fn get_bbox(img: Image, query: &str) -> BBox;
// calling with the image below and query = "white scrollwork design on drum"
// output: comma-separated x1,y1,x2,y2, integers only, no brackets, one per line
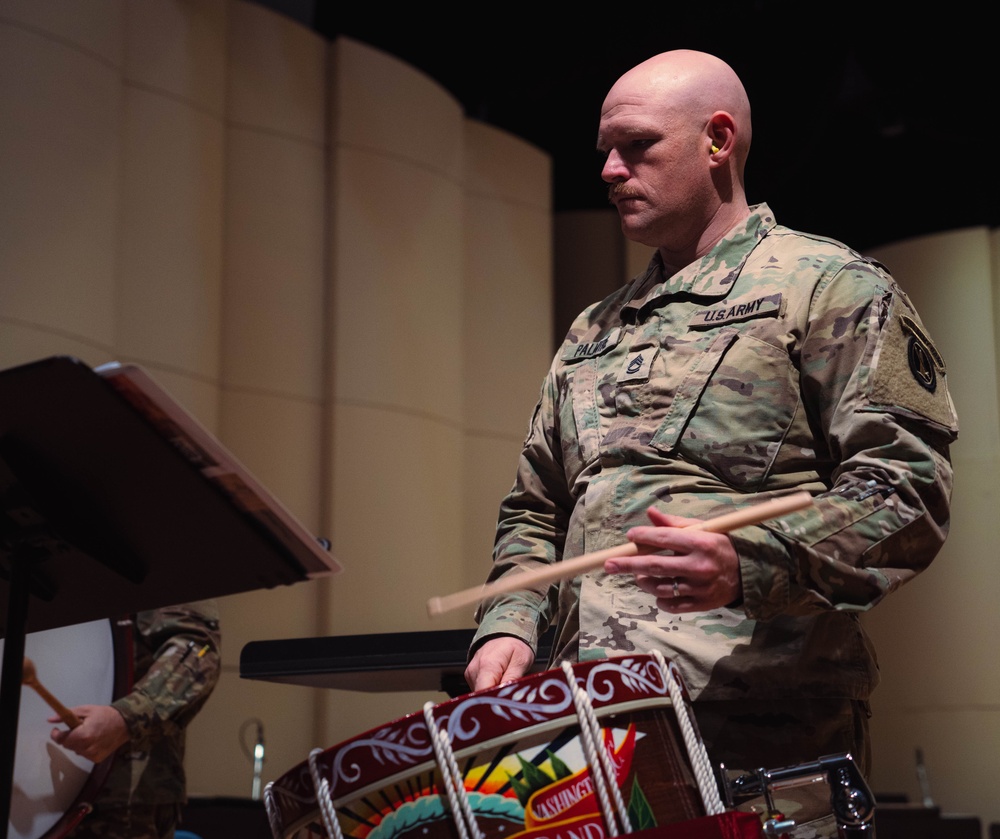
329,720,434,789
439,676,574,744
270,761,319,810
583,656,668,703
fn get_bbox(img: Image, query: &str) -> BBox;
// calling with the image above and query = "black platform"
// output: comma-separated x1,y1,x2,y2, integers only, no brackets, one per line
874,804,981,838
240,628,556,698
181,796,271,839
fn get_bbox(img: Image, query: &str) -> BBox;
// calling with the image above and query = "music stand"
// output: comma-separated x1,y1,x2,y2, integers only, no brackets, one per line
0,355,341,839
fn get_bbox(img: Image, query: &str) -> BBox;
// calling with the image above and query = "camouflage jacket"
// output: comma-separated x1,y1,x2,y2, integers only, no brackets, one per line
473,204,957,702
95,601,221,808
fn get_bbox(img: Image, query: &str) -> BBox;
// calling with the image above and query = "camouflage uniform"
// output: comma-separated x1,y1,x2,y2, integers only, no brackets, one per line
69,601,221,839
472,205,957,790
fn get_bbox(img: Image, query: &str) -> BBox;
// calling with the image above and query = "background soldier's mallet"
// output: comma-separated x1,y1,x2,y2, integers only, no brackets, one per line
21,657,82,729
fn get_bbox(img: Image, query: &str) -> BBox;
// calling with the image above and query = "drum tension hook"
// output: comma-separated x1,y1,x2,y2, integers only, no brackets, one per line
718,753,876,837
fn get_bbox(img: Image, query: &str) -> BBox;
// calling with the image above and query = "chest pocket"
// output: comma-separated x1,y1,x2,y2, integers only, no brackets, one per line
563,360,603,474
650,328,801,490
559,329,625,479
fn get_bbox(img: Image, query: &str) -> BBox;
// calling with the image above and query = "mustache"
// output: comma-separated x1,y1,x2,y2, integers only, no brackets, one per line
608,183,642,203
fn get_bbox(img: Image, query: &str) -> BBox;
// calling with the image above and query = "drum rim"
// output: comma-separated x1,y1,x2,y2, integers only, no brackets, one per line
276,654,674,785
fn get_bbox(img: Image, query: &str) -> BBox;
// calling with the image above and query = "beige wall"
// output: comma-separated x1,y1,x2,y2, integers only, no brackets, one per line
864,229,1000,827
199,0,331,793
553,212,652,349
0,0,552,802
461,120,554,592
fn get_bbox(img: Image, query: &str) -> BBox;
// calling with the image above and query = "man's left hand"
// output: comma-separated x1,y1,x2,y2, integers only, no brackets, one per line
604,506,743,611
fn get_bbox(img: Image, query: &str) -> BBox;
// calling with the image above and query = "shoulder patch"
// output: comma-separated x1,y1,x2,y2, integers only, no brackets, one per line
901,315,945,393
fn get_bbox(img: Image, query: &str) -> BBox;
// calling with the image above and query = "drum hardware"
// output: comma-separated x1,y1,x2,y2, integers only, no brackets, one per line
254,729,266,801
914,746,934,807
759,816,797,837
239,718,267,801
558,660,635,835
304,749,338,839
421,709,478,839
720,753,876,837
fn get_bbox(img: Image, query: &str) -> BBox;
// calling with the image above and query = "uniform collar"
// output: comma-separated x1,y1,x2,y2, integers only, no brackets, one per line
620,204,776,323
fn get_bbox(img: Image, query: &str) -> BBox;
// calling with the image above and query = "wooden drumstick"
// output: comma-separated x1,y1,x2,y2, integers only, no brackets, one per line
427,491,814,618
22,657,83,729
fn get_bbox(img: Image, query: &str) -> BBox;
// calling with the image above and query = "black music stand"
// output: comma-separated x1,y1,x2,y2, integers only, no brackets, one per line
0,355,341,839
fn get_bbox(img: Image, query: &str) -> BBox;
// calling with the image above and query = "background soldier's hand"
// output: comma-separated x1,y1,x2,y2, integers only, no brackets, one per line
50,705,130,763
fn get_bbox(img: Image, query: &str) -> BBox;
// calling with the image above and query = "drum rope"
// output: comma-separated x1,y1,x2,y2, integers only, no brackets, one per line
651,651,725,816
309,747,346,839
560,661,631,837
263,781,285,839
423,701,484,839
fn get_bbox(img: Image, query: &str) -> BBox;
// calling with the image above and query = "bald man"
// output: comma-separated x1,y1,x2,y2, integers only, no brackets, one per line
466,50,957,833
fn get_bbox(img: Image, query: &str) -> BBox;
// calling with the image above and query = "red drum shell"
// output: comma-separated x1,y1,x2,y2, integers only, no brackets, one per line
268,655,706,839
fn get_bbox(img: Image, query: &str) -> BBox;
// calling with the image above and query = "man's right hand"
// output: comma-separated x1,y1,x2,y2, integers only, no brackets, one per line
465,636,535,691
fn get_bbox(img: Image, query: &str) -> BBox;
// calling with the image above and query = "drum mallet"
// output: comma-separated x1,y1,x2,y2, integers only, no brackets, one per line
427,491,814,617
22,657,83,729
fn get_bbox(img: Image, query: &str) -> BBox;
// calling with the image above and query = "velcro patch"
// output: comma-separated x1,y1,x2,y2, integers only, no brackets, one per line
868,297,957,432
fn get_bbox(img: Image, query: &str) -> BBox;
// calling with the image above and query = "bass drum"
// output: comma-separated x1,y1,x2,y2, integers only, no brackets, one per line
2,618,132,839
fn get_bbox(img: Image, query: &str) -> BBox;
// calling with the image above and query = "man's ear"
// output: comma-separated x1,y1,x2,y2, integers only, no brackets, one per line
707,111,737,160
